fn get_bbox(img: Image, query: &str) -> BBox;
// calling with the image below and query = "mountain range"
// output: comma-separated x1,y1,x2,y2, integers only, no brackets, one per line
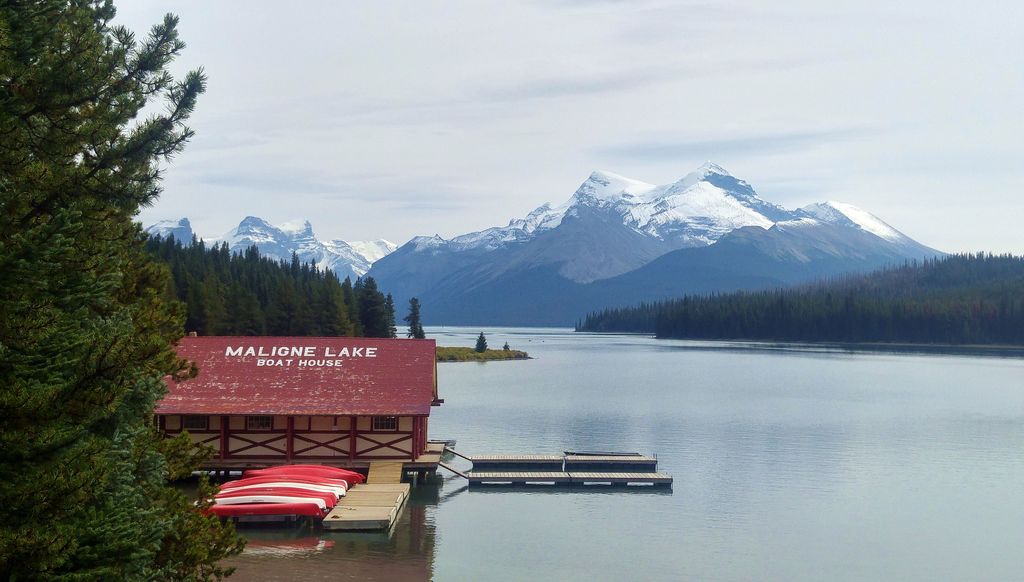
146,162,941,326
144,217,396,280
366,163,941,325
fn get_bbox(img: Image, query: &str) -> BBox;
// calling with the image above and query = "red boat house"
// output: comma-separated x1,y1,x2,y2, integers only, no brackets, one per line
156,336,442,471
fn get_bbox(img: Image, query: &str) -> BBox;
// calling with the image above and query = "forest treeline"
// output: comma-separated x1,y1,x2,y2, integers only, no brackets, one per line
577,254,1024,345
145,235,398,337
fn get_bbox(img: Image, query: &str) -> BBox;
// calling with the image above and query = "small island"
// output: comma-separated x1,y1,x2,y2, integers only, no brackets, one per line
436,346,530,362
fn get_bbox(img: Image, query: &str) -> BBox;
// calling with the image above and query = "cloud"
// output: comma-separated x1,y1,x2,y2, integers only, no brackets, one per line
596,128,873,160
476,68,672,102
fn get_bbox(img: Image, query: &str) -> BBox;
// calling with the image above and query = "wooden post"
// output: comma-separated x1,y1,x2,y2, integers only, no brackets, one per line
220,415,228,460
349,415,356,461
286,416,294,461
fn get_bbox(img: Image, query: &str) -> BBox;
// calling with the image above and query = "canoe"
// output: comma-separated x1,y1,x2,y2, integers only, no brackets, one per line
216,486,339,506
214,490,333,511
209,502,325,518
220,475,351,491
219,480,346,499
243,465,366,484
216,486,337,503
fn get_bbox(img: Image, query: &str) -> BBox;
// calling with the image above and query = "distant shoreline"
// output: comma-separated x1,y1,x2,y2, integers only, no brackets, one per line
575,332,1024,357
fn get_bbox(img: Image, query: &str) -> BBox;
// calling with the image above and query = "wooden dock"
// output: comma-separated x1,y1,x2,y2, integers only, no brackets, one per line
563,454,658,472
366,460,405,484
457,451,658,472
443,447,672,489
469,454,564,471
466,472,672,487
322,483,410,531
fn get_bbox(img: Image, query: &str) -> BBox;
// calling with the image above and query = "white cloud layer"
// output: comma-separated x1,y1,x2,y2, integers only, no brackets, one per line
123,0,1024,252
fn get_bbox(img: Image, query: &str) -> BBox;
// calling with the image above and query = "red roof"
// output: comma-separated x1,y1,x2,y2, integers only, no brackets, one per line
156,337,437,416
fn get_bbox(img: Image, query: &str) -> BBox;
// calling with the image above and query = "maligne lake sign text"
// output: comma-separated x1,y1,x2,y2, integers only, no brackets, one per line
225,344,379,367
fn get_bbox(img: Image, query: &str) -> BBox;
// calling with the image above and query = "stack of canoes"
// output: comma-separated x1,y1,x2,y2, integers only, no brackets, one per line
208,465,366,520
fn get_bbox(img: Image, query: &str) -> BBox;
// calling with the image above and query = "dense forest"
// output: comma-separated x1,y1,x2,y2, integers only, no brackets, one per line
145,235,398,337
578,254,1024,345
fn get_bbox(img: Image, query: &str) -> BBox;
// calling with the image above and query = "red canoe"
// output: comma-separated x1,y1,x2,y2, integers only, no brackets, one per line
209,502,326,519
215,487,337,509
243,465,365,484
218,478,347,498
219,475,351,492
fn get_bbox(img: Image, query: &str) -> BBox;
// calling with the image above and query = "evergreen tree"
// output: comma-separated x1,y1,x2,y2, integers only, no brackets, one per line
385,293,398,338
356,277,390,338
0,3,242,579
503,341,511,351
578,254,1024,345
475,332,489,352
405,298,426,339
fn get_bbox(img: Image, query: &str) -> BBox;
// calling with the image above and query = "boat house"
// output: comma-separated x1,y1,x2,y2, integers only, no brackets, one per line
156,336,441,471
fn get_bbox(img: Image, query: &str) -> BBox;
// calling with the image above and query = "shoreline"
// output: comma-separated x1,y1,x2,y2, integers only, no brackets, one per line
575,331,1024,357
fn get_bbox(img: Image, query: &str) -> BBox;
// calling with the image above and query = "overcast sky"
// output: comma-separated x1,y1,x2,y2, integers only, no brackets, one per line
123,1,1023,252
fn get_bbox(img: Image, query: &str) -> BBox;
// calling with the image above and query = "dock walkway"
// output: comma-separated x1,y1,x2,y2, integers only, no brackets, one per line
322,483,410,531
453,449,660,473
466,472,672,487
444,448,672,489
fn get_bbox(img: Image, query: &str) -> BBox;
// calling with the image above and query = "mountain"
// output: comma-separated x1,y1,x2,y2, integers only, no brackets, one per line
144,218,193,242
145,216,396,279
368,163,942,325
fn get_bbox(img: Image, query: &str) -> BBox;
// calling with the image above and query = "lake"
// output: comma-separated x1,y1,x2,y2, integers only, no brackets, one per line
223,327,1024,581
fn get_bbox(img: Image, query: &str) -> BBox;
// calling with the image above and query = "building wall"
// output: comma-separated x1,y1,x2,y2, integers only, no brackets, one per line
160,414,426,462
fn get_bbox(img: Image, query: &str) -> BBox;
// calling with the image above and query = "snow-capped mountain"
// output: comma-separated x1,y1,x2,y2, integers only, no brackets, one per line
145,216,395,279
368,162,942,325
145,218,193,242
407,162,791,257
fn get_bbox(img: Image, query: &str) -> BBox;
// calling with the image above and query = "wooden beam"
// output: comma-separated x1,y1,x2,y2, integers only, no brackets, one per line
286,416,294,461
219,415,228,460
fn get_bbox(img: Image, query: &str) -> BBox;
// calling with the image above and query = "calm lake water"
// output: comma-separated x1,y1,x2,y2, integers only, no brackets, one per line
223,327,1024,581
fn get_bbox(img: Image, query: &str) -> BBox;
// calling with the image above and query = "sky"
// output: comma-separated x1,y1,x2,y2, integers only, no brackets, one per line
123,1,1024,253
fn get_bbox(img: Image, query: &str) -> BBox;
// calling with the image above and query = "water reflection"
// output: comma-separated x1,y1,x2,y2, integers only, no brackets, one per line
221,327,1024,581
224,484,440,582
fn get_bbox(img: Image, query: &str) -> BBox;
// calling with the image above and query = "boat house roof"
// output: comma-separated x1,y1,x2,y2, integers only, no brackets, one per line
156,337,438,416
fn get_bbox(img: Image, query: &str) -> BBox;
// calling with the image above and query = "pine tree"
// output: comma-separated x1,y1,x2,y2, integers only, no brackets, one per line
385,293,398,338
503,341,511,351
356,277,390,337
475,332,489,352
405,298,426,339
0,4,242,578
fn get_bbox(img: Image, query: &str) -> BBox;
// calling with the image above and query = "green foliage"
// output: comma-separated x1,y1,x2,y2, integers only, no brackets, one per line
474,332,488,353
0,2,242,579
405,298,426,339
384,293,398,338
578,254,1024,345
145,236,359,337
436,347,529,362
503,342,511,351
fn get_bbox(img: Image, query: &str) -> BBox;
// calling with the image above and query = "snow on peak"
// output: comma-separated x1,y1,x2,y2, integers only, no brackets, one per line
697,161,732,177
411,234,448,251
348,239,398,263
577,170,657,202
278,219,314,236
801,201,905,242
145,217,193,241
673,161,735,190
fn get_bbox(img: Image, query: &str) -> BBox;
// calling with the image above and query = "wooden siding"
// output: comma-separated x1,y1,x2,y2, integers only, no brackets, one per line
160,414,427,461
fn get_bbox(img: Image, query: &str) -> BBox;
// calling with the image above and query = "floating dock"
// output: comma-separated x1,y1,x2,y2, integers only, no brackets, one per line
444,448,672,489
322,460,414,531
467,472,672,487
322,483,410,531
